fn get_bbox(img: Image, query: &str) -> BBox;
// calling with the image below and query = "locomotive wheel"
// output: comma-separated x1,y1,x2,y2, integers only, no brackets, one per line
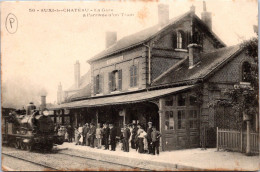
14,140,20,149
18,140,22,149
20,142,25,150
26,144,33,151
13,141,19,149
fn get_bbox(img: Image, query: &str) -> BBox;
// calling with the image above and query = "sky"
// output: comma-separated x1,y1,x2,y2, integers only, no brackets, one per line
1,0,258,108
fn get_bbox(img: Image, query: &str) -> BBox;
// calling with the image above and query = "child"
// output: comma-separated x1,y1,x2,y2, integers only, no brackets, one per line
151,126,161,155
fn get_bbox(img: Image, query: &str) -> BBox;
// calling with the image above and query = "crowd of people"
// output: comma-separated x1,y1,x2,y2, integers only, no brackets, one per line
55,121,161,155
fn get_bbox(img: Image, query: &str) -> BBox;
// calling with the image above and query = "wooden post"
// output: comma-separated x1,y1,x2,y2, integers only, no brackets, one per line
61,109,65,125
246,120,251,155
54,110,57,124
217,127,219,151
123,109,126,126
240,128,243,152
96,110,99,126
159,98,165,151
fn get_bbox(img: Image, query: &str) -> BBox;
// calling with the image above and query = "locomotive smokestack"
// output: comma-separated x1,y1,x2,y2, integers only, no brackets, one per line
40,95,46,111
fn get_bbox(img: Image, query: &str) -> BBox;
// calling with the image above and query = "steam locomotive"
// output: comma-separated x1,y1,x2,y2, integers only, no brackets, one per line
2,102,64,151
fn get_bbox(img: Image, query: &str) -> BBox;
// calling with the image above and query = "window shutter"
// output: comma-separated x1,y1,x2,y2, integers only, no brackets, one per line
172,32,177,49
96,75,100,94
118,69,122,90
181,31,186,49
99,74,103,93
134,66,138,86
108,72,112,92
130,66,134,87
93,76,96,95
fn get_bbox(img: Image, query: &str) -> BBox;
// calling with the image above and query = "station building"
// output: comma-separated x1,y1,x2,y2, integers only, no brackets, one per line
52,3,258,151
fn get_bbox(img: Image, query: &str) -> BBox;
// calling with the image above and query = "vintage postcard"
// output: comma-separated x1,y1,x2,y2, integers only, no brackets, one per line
1,0,259,171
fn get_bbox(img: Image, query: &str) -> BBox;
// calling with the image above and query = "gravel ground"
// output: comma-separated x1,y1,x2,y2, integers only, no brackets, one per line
2,146,137,171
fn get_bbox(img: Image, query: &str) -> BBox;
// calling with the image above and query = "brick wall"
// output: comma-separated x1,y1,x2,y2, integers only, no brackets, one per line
91,46,147,96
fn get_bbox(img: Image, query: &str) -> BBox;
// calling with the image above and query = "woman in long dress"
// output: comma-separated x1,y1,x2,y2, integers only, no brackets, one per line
137,125,147,153
74,127,80,145
78,124,83,145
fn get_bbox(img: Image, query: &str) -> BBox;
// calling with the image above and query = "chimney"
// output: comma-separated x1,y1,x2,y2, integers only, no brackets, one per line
201,1,212,30
158,4,169,28
190,4,196,14
40,95,46,111
188,44,202,69
74,60,80,89
57,82,62,105
106,31,117,48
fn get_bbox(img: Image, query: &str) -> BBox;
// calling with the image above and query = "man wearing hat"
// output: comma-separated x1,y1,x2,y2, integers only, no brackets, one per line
82,123,89,146
88,123,96,148
147,122,153,154
131,122,138,149
109,123,117,151
103,123,110,150
123,124,131,152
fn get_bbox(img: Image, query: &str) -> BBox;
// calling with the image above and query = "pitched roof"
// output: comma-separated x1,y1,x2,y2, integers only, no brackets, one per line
67,83,92,101
152,45,242,87
88,11,225,63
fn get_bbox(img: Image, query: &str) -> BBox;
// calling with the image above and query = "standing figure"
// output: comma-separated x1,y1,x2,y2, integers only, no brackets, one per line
78,124,83,145
74,126,80,145
88,123,96,148
67,125,73,142
96,123,102,149
120,128,125,151
103,123,110,150
131,124,138,149
137,124,147,153
82,123,89,146
123,124,131,152
151,126,161,155
109,123,117,151
147,122,153,154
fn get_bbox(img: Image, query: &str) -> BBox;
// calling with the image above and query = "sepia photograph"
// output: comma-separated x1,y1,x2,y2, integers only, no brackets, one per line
1,0,259,171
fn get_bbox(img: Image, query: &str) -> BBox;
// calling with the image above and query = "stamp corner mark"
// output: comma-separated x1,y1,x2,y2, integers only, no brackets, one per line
5,13,18,34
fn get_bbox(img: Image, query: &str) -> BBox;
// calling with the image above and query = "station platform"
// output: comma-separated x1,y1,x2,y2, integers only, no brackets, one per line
56,142,259,171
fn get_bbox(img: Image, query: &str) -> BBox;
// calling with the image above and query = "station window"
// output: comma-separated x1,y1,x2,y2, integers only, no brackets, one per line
130,65,138,87
177,94,186,106
109,70,122,92
165,111,174,130
189,110,198,129
94,74,102,94
165,96,173,106
189,95,197,106
178,110,186,129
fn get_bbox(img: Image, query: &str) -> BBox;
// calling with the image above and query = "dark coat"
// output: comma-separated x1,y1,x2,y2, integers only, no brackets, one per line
88,126,96,137
132,126,138,135
103,127,110,139
147,127,153,141
123,128,131,140
109,127,117,140
83,126,89,136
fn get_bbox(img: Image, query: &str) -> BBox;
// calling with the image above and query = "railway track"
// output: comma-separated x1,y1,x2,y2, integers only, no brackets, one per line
2,148,151,171
58,152,151,171
2,152,59,171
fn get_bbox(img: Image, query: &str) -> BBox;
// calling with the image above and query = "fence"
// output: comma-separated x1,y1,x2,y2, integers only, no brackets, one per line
217,127,259,154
